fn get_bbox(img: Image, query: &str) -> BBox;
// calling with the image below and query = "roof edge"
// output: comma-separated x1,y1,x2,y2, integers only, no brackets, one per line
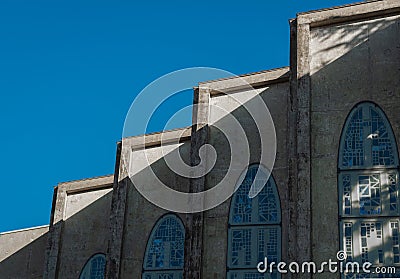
123,126,192,150
297,0,380,17
58,174,114,186
198,66,289,85
297,0,400,26
0,225,49,235
198,66,290,95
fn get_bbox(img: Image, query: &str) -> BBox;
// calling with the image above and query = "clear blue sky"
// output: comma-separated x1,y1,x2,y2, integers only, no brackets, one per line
0,0,353,232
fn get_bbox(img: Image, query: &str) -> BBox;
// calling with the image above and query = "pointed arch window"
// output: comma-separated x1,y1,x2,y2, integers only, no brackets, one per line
227,164,281,279
339,102,400,277
142,214,185,279
79,253,106,279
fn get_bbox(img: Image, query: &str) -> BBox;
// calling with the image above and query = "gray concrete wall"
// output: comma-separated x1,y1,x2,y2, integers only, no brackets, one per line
112,73,291,278
6,2,396,279
57,188,113,278
44,175,113,279
0,225,48,279
306,7,400,278
198,70,290,278
118,131,191,278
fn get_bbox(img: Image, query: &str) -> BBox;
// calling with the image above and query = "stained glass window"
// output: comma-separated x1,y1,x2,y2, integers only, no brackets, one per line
79,253,106,279
142,214,185,279
227,164,281,279
339,102,400,276
339,103,397,169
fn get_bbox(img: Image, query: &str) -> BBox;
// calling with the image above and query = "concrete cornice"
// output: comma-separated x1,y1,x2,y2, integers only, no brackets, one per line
58,174,114,194
0,225,49,235
123,126,192,151
297,0,400,27
197,67,290,95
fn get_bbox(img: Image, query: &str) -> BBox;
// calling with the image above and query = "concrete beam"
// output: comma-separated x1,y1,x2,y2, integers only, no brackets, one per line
297,0,400,27
123,127,192,151
198,67,290,96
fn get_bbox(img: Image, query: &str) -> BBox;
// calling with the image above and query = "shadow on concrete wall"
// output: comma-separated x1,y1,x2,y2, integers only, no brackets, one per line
309,15,400,271
0,231,48,279
46,189,112,279
2,15,399,279
113,74,289,278
0,188,113,279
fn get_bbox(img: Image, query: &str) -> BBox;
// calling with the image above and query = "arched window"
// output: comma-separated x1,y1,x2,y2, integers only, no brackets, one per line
142,214,185,279
339,102,400,277
79,253,106,279
227,164,281,279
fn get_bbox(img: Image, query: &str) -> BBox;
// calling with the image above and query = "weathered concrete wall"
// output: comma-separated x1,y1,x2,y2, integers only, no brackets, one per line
198,70,290,278
118,130,191,278
44,175,113,279
57,189,113,278
4,3,397,279
307,8,400,277
0,225,48,278
64,188,112,219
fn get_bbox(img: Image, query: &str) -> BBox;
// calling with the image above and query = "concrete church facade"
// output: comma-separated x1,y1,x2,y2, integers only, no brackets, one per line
1,1,400,278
